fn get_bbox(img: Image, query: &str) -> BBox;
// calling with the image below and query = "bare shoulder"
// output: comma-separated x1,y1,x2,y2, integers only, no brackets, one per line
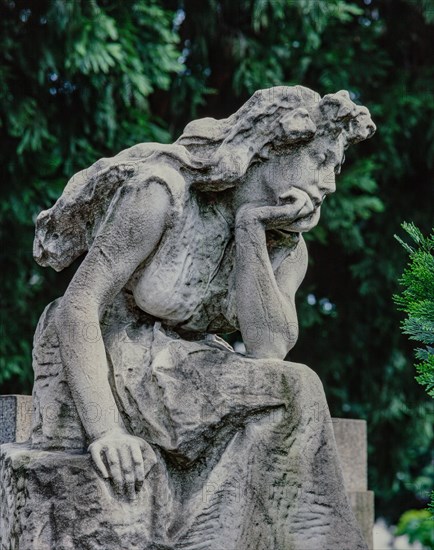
64,179,173,308
101,178,173,238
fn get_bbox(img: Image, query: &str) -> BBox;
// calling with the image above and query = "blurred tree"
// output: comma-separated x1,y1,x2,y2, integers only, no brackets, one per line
396,508,434,549
394,223,434,511
0,0,433,521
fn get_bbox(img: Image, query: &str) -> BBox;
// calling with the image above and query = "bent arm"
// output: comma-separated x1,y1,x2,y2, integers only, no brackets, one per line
55,180,171,441
235,216,308,360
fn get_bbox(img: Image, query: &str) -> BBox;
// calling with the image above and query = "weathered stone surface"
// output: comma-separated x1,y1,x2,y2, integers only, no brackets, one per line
0,396,32,445
0,396,374,546
1,85,376,549
0,444,166,550
332,419,374,549
2,423,370,550
1,415,375,549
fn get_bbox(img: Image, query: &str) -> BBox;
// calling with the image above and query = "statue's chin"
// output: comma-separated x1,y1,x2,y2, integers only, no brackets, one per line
287,208,321,232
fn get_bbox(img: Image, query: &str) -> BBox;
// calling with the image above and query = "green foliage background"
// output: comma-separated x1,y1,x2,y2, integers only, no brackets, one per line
1,0,433,521
394,223,434,517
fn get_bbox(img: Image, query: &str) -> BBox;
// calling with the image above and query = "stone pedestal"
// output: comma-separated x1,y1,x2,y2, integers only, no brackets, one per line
0,396,32,445
0,398,374,549
0,444,159,550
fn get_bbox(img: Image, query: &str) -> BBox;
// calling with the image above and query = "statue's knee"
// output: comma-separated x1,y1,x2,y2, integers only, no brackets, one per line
291,362,323,387
252,358,325,404
266,361,326,408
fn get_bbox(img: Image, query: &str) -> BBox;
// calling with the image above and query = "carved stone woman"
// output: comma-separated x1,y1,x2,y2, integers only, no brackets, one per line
31,86,375,549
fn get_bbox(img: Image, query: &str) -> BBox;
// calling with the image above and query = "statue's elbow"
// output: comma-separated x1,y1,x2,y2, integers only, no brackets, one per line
54,294,99,336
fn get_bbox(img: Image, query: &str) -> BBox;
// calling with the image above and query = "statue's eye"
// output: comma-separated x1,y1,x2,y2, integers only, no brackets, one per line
52,233,59,240
318,153,327,166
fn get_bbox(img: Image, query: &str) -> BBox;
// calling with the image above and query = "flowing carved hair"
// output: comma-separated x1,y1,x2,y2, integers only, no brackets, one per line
34,86,376,271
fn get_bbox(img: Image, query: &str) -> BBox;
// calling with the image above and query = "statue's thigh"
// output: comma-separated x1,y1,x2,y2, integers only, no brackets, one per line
146,346,327,459
173,348,326,416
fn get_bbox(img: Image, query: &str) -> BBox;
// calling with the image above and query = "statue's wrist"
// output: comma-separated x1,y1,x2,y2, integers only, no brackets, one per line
88,424,127,443
235,209,264,232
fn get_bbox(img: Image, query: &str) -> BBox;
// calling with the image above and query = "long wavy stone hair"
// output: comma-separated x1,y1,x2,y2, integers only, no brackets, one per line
33,86,376,271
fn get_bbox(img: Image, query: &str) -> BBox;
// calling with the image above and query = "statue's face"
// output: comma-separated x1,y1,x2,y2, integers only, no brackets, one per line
255,138,344,232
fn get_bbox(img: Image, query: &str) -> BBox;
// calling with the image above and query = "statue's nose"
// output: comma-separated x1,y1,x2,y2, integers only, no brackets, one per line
319,172,336,195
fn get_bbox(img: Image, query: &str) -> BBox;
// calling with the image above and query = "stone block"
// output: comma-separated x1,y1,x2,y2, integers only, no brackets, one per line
332,417,367,492
349,491,375,550
0,396,32,445
332,418,373,549
0,443,158,550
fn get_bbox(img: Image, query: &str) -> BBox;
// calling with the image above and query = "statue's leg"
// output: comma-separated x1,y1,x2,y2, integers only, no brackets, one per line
148,348,367,550
31,298,87,451
100,327,367,549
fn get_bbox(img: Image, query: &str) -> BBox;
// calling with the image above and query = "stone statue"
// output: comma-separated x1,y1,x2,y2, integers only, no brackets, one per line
2,86,376,549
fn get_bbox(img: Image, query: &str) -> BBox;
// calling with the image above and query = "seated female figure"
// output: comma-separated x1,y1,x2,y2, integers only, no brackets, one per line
31,86,375,550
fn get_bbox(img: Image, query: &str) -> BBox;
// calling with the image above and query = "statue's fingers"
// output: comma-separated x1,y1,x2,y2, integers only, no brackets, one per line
89,444,109,479
279,186,308,203
296,195,314,217
105,447,123,494
118,447,136,500
130,445,145,491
